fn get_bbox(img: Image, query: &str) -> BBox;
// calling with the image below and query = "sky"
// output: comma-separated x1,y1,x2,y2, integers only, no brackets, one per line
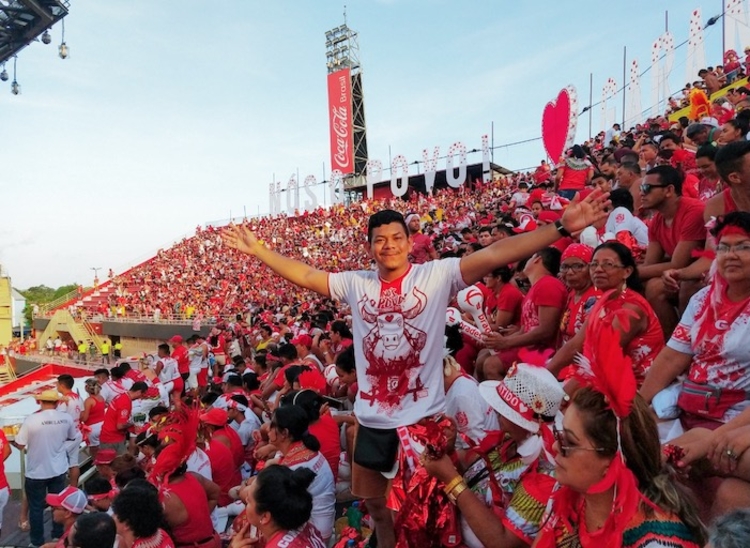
0,0,737,289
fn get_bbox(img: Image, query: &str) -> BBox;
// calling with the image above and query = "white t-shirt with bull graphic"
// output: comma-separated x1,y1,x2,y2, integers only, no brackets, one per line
329,258,467,428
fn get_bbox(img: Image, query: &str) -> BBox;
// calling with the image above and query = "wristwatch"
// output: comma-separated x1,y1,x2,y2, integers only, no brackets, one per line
554,219,571,237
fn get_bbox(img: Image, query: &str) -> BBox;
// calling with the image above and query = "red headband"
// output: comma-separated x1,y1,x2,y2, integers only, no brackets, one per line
717,225,750,240
561,243,593,263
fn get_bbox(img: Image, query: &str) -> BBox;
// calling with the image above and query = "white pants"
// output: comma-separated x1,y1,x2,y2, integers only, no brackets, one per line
87,422,103,447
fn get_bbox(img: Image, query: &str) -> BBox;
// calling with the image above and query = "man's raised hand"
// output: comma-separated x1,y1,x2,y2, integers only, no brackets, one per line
221,224,263,257
560,189,612,234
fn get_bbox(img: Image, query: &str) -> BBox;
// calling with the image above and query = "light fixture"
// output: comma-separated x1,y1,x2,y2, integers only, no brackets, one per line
0,64,7,82
10,57,19,95
41,30,51,44
59,19,68,59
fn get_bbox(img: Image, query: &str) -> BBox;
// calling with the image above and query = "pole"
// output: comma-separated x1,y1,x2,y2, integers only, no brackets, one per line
665,10,669,33
722,1,726,56
588,73,593,139
622,46,627,128
491,121,495,162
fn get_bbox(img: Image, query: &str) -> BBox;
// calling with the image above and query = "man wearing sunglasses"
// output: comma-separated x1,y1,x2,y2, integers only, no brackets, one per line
638,165,707,339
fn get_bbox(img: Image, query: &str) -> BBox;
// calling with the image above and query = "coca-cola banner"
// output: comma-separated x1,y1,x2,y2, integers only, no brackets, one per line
327,68,354,175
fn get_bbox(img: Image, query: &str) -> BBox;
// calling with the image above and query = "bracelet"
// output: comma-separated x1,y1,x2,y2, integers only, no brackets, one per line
443,476,463,495
554,219,571,237
447,481,469,504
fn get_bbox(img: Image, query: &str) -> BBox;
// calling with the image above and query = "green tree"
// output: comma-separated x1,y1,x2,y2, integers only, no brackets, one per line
19,283,81,326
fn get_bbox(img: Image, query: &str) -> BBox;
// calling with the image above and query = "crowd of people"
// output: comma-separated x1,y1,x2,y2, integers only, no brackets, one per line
9,48,750,548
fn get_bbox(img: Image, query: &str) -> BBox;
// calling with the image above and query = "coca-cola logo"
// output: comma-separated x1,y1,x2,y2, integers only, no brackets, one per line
331,105,351,168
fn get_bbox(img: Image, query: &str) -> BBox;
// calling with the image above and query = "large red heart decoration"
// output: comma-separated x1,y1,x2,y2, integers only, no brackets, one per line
542,86,578,163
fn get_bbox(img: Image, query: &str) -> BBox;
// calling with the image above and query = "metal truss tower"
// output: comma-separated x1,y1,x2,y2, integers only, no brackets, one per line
325,23,368,185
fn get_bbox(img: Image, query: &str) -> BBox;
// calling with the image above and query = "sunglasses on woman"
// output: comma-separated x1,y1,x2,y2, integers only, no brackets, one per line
554,427,607,458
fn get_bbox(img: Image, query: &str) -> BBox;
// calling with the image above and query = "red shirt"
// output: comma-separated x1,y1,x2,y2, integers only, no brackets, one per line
100,393,131,444
409,233,435,264
206,438,241,506
308,414,340,483
0,431,8,489
489,283,524,325
520,275,568,351
559,286,601,345
172,345,189,375
648,197,706,258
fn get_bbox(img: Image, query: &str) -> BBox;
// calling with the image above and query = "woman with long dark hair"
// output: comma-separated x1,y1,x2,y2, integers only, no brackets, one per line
229,465,326,548
266,405,335,542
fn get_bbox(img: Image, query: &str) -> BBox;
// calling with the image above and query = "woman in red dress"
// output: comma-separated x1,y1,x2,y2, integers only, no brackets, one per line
548,242,664,386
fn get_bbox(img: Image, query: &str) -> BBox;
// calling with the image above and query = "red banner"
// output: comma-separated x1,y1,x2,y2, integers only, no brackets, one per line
327,68,354,175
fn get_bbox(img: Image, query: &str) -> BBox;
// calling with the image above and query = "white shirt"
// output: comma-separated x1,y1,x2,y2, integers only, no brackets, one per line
288,452,336,540
445,375,499,449
329,258,467,428
605,207,649,247
15,409,77,479
230,415,261,446
156,357,180,384
100,380,129,405
57,392,84,427
186,448,213,481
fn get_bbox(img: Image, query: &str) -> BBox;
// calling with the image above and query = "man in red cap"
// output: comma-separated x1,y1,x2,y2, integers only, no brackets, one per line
199,408,242,511
169,335,189,393
292,334,323,371
44,486,87,548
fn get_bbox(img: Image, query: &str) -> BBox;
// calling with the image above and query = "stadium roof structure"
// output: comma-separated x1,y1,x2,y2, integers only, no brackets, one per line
0,0,68,64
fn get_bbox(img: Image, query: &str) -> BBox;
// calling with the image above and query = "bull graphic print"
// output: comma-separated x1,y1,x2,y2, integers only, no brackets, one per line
357,286,428,414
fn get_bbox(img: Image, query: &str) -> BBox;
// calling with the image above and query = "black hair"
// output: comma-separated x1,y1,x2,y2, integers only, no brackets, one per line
110,365,124,381
620,162,642,176
490,265,514,284
94,368,109,377
537,247,562,276
444,323,463,357
284,365,312,386
711,211,750,239
646,165,683,195
609,188,635,213
130,381,148,393
254,353,267,371
135,431,159,449
57,374,74,390
114,466,146,489
242,371,260,392
230,393,250,408
725,118,750,137
571,144,585,158
593,241,644,293
225,374,243,388
118,362,132,373
201,392,219,406
272,405,319,452
111,483,163,538
253,465,315,531
658,131,681,146
281,389,323,423
367,209,409,244
331,320,353,339
260,324,273,336
158,343,170,354
84,476,112,496
478,226,492,235
695,143,718,162
71,513,116,548
715,140,750,183
277,343,298,361
335,345,356,374
148,405,169,420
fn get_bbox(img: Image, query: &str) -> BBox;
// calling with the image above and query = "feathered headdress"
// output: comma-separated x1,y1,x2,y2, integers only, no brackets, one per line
541,292,645,548
148,405,200,489
689,88,710,121
571,292,637,418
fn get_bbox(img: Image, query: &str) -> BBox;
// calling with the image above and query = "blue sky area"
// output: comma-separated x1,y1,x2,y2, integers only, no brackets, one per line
0,1,737,288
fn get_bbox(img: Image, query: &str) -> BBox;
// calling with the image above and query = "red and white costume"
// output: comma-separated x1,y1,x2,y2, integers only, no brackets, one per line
669,285,750,422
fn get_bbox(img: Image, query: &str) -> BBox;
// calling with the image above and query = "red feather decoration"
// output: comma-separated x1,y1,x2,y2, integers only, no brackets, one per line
573,290,637,418
149,405,200,487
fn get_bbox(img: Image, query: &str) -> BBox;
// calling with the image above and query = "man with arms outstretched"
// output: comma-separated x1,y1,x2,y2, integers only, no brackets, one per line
222,195,607,548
